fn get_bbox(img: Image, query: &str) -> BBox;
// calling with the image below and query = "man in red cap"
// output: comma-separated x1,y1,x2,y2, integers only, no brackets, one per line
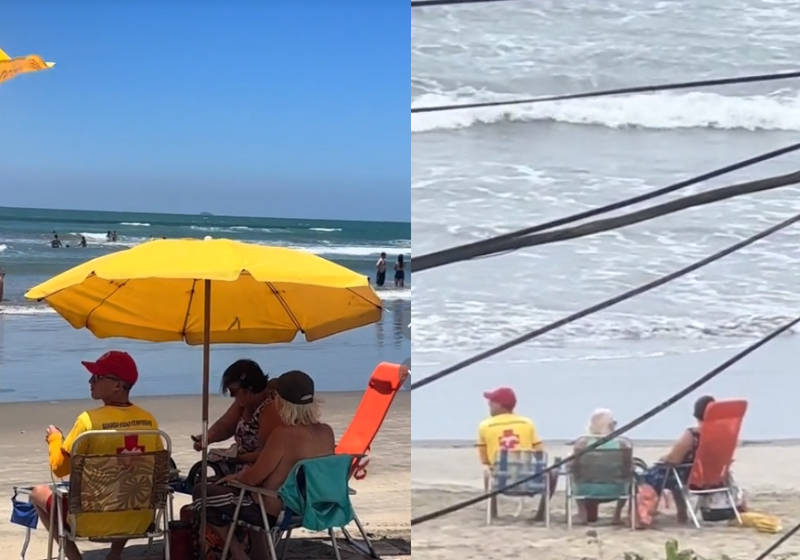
478,386,556,522
29,351,162,560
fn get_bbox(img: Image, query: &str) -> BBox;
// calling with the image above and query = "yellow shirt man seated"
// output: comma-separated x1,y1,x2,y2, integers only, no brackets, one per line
477,386,556,522
29,351,162,560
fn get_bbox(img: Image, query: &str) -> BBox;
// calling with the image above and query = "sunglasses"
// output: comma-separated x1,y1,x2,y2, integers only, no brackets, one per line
90,375,123,384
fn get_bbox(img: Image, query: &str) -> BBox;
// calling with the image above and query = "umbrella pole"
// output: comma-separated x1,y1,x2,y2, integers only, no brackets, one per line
200,279,212,556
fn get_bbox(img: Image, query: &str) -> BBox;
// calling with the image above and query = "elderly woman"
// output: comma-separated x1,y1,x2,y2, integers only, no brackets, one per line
571,408,631,525
633,396,715,527
191,359,282,472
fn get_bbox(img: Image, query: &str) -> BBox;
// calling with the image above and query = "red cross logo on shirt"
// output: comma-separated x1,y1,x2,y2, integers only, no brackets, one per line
498,429,520,450
116,435,145,455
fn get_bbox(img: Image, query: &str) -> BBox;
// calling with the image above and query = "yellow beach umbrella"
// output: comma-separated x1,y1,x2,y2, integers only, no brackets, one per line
0,47,55,85
25,237,382,343
25,237,383,548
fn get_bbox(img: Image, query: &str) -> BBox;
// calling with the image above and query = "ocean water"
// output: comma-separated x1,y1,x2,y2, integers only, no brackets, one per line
0,206,410,402
411,0,800,441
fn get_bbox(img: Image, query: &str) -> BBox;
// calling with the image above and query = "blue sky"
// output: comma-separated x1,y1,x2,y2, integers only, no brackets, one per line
0,2,408,222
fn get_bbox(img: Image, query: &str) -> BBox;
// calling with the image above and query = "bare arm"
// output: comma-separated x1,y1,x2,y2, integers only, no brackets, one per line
660,430,694,464
477,427,490,466
238,428,286,486
206,401,241,444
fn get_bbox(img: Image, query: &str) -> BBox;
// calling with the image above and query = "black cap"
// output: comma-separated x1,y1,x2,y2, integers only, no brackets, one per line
275,370,315,405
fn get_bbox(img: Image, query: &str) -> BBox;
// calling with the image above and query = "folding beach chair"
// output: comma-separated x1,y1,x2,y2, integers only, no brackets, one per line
665,399,748,528
335,361,408,481
48,430,173,560
222,454,372,560
485,449,552,527
565,437,637,529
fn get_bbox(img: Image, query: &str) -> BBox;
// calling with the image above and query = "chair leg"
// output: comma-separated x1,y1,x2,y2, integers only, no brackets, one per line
566,477,573,530
256,495,279,560
55,492,66,560
728,489,744,525
222,489,247,560
20,527,31,560
278,528,291,560
673,479,701,529
163,504,172,560
329,529,343,560
47,494,54,560
544,475,551,528
20,491,32,560
348,510,378,558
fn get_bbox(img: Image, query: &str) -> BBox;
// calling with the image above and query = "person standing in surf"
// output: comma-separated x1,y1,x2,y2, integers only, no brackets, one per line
394,254,405,288
376,252,387,287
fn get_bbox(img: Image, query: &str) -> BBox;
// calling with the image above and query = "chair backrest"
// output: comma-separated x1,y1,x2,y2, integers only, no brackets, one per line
278,454,355,532
67,430,171,536
571,438,634,487
688,399,748,488
491,449,549,497
335,362,408,457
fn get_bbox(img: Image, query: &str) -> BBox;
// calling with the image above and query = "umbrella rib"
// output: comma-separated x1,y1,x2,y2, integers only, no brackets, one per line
84,279,128,330
181,279,198,339
265,282,304,333
346,287,384,310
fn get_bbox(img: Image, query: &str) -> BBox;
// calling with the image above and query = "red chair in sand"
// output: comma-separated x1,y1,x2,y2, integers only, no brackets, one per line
669,399,748,528
336,362,409,481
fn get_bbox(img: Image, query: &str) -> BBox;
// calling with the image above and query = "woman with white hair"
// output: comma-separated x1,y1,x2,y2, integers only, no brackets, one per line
570,408,632,525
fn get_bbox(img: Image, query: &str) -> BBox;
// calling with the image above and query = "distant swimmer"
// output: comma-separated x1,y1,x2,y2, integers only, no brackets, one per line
50,234,63,249
78,236,87,248
111,230,118,242
106,230,112,241
375,252,387,287
394,254,405,288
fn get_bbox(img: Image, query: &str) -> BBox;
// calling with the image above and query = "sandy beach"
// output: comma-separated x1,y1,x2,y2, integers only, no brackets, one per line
412,443,800,560
1,392,410,559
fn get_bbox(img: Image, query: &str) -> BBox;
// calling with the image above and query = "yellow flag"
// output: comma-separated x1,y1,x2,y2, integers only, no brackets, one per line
0,47,55,85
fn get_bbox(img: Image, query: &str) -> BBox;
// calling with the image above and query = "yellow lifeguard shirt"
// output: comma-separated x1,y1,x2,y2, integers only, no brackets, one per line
477,413,542,465
47,404,162,538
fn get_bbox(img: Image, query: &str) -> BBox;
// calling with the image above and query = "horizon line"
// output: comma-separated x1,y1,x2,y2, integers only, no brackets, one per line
0,204,411,226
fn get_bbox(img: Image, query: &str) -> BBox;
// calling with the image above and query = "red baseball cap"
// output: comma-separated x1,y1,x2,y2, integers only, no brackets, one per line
483,387,517,410
82,351,139,387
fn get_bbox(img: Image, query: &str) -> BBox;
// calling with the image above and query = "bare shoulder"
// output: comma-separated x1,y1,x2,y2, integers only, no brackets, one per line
319,422,335,441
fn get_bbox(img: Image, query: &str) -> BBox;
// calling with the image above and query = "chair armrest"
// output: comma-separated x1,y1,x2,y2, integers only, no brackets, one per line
52,483,69,497
226,480,279,498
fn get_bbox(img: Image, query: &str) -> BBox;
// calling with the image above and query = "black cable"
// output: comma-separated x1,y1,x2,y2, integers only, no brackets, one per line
412,142,800,274
412,0,515,6
412,169,800,273
412,71,800,114
410,209,800,391
411,314,800,526
752,522,800,560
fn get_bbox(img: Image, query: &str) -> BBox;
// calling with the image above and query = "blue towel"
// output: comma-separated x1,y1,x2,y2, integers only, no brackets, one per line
278,454,355,532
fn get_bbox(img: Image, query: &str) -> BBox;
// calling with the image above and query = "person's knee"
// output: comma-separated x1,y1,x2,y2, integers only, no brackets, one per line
30,484,53,508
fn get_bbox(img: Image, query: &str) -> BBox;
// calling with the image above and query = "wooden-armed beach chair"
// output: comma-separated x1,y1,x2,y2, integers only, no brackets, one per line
47,429,174,560
222,454,371,560
335,361,408,481
565,437,637,529
486,449,552,527
665,399,748,528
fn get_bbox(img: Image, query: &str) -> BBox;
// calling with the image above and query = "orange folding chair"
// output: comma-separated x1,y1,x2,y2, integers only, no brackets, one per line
671,399,748,528
335,362,409,480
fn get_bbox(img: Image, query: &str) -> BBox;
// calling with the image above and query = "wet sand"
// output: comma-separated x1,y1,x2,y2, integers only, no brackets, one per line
0,393,410,559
